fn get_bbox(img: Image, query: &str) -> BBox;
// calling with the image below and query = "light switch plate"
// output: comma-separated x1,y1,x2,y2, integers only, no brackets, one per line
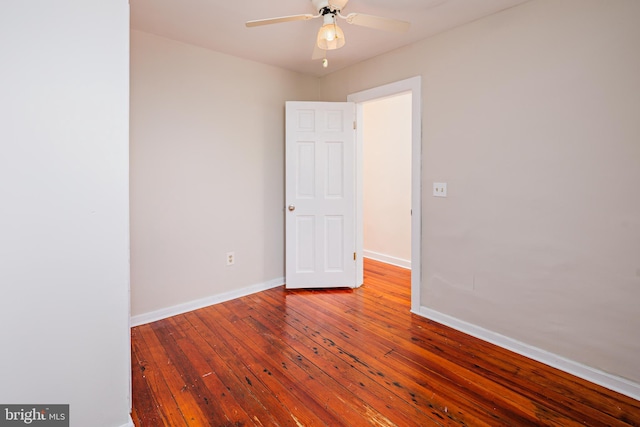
433,182,447,197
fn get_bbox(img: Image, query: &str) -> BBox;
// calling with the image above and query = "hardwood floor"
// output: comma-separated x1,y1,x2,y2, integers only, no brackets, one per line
131,259,640,426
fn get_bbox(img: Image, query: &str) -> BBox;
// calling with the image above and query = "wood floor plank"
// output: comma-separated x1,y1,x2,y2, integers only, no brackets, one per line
131,327,172,427
276,290,545,427
156,316,255,426
131,259,640,426
218,298,399,426
134,325,190,426
140,321,212,426
196,305,337,426
239,292,441,427
309,296,564,421
250,291,486,426
317,275,640,426
187,309,305,427
191,307,318,426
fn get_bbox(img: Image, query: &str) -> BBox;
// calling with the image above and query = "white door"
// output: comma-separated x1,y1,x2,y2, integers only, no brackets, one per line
285,101,356,289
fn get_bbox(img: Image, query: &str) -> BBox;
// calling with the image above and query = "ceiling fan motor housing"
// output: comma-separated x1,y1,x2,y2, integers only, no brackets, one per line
312,0,344,14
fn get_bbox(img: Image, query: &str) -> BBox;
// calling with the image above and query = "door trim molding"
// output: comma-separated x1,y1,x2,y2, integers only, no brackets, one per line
348,76,422,311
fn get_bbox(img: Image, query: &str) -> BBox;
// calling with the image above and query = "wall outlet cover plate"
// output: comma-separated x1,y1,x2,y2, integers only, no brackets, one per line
433,182,447,197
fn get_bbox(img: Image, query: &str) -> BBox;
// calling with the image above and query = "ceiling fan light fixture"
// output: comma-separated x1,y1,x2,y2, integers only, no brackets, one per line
316,15,345,50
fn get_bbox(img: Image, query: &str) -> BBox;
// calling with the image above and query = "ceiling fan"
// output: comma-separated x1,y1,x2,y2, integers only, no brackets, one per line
245,0,410,62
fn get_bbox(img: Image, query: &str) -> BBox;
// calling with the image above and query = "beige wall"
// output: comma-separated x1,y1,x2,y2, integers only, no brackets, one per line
363,93,412,266
0,1,131,426
320,0,640,384
130,31,318,317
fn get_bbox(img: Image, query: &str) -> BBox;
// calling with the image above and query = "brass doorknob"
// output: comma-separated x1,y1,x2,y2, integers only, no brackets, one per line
288,205,296,211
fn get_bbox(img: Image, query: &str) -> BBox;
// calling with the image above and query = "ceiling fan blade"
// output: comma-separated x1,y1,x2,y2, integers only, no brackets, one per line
343,13,410,32
245,14,316,28
311,43,326,60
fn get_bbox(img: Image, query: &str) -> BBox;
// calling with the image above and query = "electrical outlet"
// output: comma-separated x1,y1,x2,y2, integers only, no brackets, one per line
433,182,447,197
226,252,235,266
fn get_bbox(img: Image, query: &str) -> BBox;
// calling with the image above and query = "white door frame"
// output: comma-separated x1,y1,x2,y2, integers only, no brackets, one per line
348,76,422,313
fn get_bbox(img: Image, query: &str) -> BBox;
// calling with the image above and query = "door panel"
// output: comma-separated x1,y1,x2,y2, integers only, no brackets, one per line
296,216,315,273
285,101,356,289
296,142,315,198
326,142,344,198
325,216,344,271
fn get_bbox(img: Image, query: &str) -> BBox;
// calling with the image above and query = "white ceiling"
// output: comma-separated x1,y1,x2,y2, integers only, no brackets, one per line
130,0,529,77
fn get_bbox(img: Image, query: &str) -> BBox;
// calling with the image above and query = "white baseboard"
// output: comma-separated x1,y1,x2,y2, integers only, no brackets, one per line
130,277,284,327
414,306,640,401
363,250,411,269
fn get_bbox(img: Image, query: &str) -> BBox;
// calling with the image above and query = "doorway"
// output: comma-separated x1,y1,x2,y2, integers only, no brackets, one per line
362,92,412,269
348,76,422,312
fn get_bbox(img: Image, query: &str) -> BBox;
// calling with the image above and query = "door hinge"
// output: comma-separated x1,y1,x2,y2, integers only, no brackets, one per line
353,252,357,261
353,121,357,130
